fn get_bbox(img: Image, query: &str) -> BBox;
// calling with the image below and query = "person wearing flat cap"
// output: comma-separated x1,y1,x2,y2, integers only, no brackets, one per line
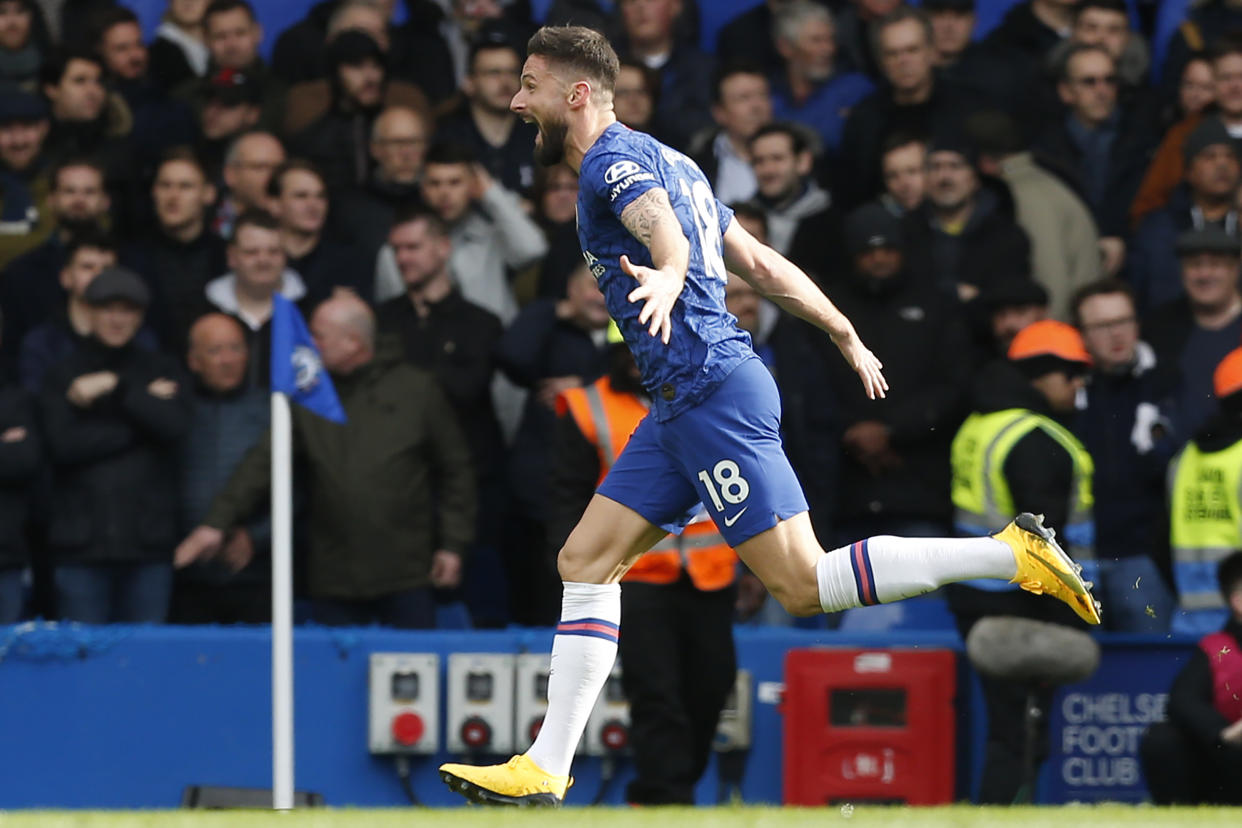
0,89,52,267
1129,116,1241,314
818,202,972,545
39,264,190,624
948,318,1096,803
1144,224,1242,439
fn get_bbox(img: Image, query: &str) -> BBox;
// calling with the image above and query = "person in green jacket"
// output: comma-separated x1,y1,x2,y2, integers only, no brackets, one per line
174,291,476,628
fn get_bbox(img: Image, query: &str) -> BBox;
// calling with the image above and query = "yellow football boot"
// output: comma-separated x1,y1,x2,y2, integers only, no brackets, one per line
439,754,572,807
994,512,1103,625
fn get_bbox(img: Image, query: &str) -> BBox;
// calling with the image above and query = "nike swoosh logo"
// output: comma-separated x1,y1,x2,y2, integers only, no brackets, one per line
723,507,748,527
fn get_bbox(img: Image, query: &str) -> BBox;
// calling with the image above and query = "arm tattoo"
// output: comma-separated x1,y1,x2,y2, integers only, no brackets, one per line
620,188,675,248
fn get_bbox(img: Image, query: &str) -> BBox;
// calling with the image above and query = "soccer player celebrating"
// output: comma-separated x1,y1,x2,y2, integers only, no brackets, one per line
440,25,1101,807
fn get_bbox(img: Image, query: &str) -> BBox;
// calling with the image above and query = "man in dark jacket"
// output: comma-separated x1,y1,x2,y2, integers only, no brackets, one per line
177,291,475,628
947,319,1095,803
122,148,227,352
497,263,611,625
187,0,286,135
903,134,1032,305
1072,278,1177,631
1127,117,1240,314
41,266,190,623
172,312,270,624
1140,551,1242,804
0,315,41,623
0,90,54,269
821,203,971,542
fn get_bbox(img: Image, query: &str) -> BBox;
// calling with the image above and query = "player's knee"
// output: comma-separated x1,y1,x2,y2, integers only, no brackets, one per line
769,579,822,617
556,540,591,582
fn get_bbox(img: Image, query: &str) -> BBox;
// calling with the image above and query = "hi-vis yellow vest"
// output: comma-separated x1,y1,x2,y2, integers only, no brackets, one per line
1167,439,1242,630
558,378,737,591
951,408,1095,588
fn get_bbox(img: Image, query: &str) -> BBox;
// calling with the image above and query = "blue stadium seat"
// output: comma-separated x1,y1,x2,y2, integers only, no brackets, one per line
1152,0,1192,83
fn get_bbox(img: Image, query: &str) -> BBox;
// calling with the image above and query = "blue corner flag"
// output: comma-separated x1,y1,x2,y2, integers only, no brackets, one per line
270,294,346,423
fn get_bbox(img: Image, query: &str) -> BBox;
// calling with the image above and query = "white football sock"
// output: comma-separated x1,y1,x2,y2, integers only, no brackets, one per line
816,535,1017,612
524,581,620,778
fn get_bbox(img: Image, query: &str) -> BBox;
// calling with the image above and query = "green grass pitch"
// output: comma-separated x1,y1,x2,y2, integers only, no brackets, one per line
1,806,1240,828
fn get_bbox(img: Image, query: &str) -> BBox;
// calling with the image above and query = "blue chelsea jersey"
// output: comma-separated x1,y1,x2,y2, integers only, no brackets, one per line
577,123,755,422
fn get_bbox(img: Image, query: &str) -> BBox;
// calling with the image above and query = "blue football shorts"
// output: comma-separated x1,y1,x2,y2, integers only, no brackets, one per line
597,357,809,547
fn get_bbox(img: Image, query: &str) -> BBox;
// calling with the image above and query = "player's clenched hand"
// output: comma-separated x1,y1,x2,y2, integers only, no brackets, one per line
621,254,684,344
835,333,888,400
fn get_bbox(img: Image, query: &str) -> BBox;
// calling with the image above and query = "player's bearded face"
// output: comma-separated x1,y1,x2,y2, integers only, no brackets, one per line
535,113,569,166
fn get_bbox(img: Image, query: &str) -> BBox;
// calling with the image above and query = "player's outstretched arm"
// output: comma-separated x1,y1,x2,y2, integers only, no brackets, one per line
722,217,888,400
619,188,690,344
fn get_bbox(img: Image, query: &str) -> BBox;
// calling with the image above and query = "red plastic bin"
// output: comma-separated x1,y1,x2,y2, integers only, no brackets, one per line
782,648,956,805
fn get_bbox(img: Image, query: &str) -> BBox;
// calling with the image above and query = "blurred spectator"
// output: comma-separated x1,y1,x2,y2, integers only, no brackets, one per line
205,209,307,388
1145,226,1242,439
1161,0,1242,94
1139,550,1242,804
1178,55,1217,126
972,109,1101,321
171,312,270,624
834,0,903,78
437,34,535,197
41,266,189,623
1033,44,1156,275
497,263,611,625
550,334,738,805
903,133,1031,304
336,105,429,301
611,58,666,140
838,7,983,209
1166,355,1242,634
716,0,826,77
1133,37,1241,228
0,305,40,623
0,0,49,94
1072,278,1177,632
21,229,157,393
149,0,211,92
877,132,926,216
191,0,285,134
408,142,547,324
822,203,969,542
273,0,454,104
927,0,975,69
377,206,507,626
192,67,262,179
615,0,714,151
265,159,365,302
178,291,475,629
0,156,109,356
749,122,843,279
123,147,225,351
213,129,283,237
983,0,1074,97
0,90,52,267
977,277,1049,358
769,1,872,156
947,320,1094,803
688,61,771,206
1128,117,1239,314
528,163,581,302
436,0,531,87
287,30,428,192
1060,0,1149,91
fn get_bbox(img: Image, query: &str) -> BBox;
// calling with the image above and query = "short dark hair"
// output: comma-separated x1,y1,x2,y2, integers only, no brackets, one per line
266,158,325,198
1219,550,1242,604
424,141,478,168
468,33,520,75
204,0,256,26
1209,32,1242,65
157,145,209,181
1074,0,1128,21
39,47,104,89
392,205,448,238
617,58,660,106
1071,277,1135,328
90,5,140,47
880,131,926,160
526,25,620,97
50,155,105,190
711,59,767,106
728,200,768,238
64,226,118,262
750,122,810,156
871,7,933,58
231,208,280,241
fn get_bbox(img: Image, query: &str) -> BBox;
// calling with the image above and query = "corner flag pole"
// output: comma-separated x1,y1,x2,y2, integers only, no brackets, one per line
271,390,295,811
